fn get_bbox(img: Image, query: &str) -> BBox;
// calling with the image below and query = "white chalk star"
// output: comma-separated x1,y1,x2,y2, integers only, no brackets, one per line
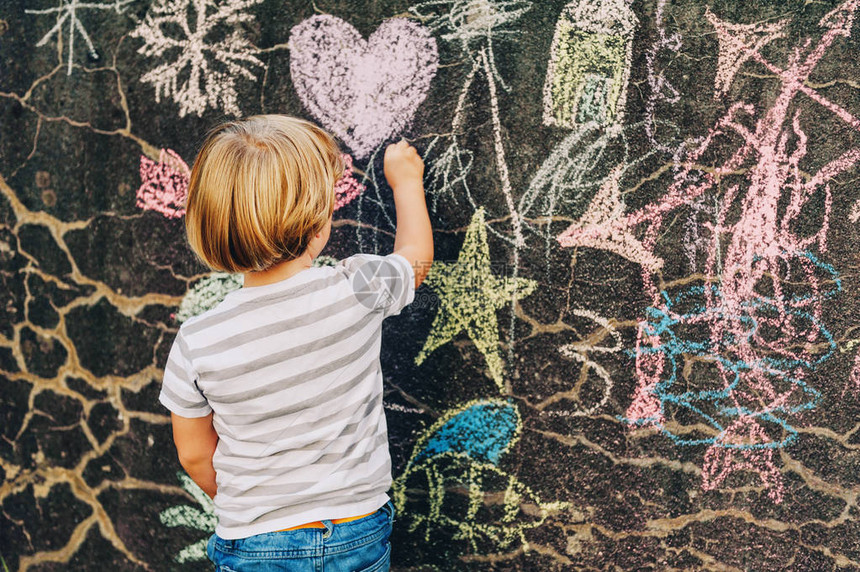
26,0,133,75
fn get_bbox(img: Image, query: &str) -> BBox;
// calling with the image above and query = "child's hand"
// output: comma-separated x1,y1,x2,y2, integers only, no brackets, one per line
384,140,424,191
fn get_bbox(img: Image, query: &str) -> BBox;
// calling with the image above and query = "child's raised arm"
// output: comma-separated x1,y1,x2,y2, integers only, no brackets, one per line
384,140,433,288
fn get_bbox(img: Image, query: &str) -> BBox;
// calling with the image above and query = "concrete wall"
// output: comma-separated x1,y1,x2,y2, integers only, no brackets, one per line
2,0,860,569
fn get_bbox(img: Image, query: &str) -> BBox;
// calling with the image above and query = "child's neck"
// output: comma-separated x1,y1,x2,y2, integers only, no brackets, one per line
243,253,313,288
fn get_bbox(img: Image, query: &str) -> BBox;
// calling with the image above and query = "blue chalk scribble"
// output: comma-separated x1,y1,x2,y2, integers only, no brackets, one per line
621,250,839,451
413,400,520,466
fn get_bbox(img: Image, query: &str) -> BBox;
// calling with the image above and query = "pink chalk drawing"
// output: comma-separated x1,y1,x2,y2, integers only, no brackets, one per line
562,1,860,501
288,16,438,159
705,8,787,98
624,325,665,427
850,350,860,389
557,165,663,272
702,416,784,502
334,153,365,211
136,149,190,219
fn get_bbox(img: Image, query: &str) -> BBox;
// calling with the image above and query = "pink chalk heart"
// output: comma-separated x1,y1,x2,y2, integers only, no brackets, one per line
289,15,438,159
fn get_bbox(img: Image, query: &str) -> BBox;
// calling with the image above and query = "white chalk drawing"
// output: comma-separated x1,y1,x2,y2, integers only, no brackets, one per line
553,308,623,416
131,0,265,117
851,198,860,222
411,0,532,374
26,0,134,75
542,0,637,128
411,0,530,235
643,0,683,154
158,472,216,563
414,0,531,46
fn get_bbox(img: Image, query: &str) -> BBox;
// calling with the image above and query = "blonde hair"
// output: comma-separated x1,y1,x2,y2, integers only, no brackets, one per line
185,115,342,273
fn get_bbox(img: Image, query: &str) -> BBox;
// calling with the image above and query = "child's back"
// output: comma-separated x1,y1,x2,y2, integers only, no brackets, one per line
158,115,432,571
165,252,415,537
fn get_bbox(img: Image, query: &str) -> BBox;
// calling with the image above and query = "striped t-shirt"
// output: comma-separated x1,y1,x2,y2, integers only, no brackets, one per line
159,253,415,539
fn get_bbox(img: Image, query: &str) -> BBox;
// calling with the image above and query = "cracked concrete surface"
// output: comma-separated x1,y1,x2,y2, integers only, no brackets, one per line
2,0,860,570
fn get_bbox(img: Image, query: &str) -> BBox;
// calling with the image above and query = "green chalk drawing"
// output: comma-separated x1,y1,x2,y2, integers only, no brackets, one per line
176,258,336,323
159,472,216,563
394,452,569,551
393,399,568,551
415,209,537,391
313,255,338,267
543,0,637,128
176,273,243,323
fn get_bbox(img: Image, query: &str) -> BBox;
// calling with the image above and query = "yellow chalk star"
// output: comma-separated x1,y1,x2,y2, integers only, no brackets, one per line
416,208,537,390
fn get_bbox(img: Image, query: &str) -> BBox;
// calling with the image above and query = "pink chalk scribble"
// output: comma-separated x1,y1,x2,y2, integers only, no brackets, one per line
624,326,665,427
137,148,190,219
850,349,860,389
702,417,784,503
288,15,438,159
334,153,365,211
557,166,664,272
563,1,860,501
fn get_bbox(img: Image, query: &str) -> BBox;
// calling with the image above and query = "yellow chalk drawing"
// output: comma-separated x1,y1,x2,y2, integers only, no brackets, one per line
392,400,569,551
543,0,637,128
394,454,569,551
159,472,216,563
415,209,537,390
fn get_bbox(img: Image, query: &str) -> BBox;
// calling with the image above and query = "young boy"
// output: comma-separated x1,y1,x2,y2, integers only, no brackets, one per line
158,115,432,571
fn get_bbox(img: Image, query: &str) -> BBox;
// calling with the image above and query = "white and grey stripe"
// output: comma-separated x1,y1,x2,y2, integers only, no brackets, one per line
159,253,415,539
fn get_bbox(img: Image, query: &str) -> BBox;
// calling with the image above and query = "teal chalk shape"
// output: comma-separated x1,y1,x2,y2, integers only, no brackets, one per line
413,399,520,466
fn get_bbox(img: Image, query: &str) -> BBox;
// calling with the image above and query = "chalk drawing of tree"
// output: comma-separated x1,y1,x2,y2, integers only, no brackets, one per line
410,0,533,369
159,472,216,563
26,0,134,75
411,0,530,235
131,0,265,117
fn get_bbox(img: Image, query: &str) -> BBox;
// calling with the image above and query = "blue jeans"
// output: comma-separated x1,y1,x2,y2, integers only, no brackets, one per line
206,502,394,571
